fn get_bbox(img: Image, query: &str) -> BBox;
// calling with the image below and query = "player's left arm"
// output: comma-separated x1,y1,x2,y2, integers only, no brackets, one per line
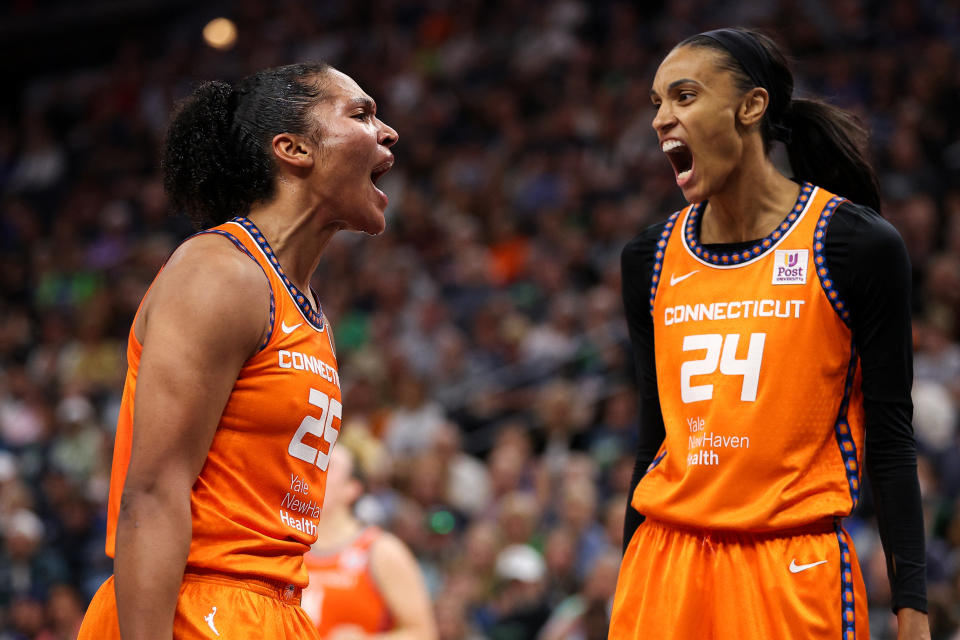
366,532,438,640
828,202,929,639
896,608,930,640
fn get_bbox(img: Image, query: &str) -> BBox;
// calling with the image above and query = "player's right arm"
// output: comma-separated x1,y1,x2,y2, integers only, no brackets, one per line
113,234,270,640
620,226,668,550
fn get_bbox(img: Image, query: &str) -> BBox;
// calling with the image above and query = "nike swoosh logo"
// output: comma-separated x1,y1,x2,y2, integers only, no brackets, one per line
789,559,827,574
281,321,303,334
670,270,699,286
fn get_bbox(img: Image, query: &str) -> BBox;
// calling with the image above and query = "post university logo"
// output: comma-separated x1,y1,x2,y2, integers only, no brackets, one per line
772,249,808,285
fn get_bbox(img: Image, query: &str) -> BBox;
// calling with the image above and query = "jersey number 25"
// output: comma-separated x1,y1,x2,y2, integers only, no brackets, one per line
288,388,342,470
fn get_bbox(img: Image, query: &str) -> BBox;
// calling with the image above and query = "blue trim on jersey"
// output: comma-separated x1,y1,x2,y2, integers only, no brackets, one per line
199,230,276,351
231,217,325,331
681,182,815,265
812,196,851,326
833,340,861,509
646,449,667,474
835,523,857,640
648,210,682,315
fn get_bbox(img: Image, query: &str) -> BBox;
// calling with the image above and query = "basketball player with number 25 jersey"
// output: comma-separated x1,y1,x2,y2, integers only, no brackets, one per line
79,62,399,640
610,28,928,640
89,217,342,637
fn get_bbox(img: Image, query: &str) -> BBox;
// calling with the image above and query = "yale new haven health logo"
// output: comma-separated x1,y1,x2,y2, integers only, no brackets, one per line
772,249,808,285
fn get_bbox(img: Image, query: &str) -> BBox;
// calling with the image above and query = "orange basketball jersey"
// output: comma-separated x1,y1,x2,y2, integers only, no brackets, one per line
105,216,343,587
633,183,865,531
302,527,392,637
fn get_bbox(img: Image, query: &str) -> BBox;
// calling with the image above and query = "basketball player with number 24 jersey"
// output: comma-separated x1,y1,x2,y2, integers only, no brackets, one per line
610,28,928,640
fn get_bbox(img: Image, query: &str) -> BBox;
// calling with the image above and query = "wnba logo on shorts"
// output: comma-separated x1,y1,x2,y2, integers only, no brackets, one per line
772,249,808,285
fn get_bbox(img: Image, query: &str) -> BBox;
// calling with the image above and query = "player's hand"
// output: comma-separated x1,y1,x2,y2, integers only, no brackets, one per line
896,607,930,640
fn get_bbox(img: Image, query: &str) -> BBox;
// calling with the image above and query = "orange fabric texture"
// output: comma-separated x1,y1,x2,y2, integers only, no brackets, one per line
609,519,869,639
79,573,319,640
634,184,865,531
613,185,871,638
302,527,392,638
103,217,343,588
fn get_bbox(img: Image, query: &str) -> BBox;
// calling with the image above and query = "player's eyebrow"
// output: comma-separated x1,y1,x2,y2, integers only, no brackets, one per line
650,78,703,98
347,96,376,113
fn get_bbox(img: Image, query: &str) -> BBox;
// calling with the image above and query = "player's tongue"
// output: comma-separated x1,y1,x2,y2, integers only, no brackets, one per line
676,160,693,186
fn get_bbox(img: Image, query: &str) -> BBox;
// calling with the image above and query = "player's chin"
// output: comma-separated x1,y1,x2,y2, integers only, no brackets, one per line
349,210,387,236
679,181,709,205
362,216,386,236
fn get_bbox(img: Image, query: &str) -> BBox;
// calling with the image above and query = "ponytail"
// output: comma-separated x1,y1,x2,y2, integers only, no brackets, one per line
161,62,331,229
162,81,254,229
682,28,882,212
783,98,881,212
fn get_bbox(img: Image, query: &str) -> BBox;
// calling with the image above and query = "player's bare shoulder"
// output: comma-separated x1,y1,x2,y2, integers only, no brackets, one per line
136,232,272,353
168,232,264,282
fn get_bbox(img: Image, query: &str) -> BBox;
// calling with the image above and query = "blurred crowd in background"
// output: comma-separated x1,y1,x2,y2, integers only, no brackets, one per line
1,0,959,638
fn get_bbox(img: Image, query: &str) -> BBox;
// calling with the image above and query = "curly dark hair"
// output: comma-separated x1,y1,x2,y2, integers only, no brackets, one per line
161,61,331,229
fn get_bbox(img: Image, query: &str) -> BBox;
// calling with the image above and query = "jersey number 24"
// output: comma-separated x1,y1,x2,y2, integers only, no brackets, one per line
680,333,766,403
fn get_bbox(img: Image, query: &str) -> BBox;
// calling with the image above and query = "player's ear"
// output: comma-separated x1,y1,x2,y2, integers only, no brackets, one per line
272,133,314,168
738,87,768,128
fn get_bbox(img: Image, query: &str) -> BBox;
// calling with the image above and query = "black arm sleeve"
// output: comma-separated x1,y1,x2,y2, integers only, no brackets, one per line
620,224,668,551
826,202,927,613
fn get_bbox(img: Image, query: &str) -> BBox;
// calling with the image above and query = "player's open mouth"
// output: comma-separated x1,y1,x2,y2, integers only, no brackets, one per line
369,157,393,206
662,139,693,186
370,158,393,187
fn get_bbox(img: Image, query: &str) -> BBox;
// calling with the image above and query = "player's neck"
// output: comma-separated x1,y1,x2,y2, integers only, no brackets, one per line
246,199,337,307
700,162,799,245
312,510,363,549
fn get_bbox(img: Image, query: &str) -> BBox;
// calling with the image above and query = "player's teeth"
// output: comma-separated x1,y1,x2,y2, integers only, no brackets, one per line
678,169,692,180
662,140,684,152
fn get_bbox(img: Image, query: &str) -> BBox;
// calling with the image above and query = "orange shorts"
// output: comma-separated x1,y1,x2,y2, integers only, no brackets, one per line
609,518,869,640
79,569,320,639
